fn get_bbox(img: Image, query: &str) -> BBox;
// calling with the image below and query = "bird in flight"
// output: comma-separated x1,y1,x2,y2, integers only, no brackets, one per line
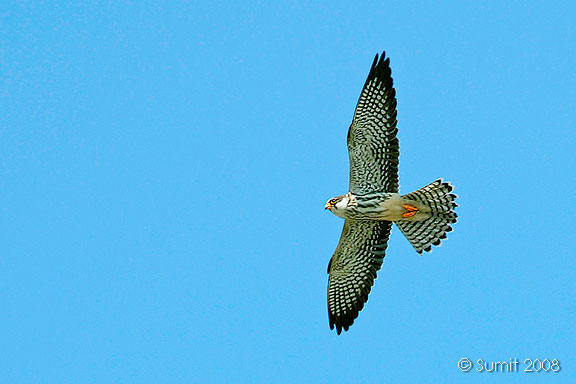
325,52,458,335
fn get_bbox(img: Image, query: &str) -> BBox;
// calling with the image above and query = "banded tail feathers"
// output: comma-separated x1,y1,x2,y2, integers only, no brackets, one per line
395,179,458,254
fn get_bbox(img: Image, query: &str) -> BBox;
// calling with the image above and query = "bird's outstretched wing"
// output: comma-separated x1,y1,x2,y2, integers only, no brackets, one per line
327,219,392,334
348,52,400,195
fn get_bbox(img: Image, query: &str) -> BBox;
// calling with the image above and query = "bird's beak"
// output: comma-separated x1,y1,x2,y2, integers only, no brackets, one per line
325,203,332,210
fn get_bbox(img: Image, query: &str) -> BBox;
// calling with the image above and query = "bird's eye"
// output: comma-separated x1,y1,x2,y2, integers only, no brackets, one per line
330,199,337,205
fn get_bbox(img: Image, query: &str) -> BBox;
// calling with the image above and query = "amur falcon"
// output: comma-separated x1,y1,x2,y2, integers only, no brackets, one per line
324,52,458,334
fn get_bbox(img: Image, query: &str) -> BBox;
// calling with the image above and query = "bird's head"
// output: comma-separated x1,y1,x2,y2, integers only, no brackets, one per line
324,195,349,216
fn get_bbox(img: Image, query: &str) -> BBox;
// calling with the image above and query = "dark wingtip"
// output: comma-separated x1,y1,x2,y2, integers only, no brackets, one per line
374,51,387,63
371,53,379,69
363,50,393,88
330,310,360,335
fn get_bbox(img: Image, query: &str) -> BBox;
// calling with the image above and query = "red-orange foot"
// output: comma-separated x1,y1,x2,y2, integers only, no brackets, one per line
402,204,419,218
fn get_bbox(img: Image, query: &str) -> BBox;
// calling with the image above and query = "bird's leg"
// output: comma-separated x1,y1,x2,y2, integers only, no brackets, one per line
401,204,419,218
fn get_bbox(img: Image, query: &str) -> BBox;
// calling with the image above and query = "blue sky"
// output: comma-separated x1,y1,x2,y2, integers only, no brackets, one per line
2,1,575,383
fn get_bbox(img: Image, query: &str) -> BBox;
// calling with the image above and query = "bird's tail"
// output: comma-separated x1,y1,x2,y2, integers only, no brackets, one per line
395,179,458,254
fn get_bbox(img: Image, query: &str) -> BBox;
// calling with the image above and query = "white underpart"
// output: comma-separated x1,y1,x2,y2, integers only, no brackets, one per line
329,192,431,221
379,194,431,221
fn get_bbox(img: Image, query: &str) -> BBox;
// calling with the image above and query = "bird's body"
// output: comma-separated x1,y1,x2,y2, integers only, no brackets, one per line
324,52,458,335
327,192,431,222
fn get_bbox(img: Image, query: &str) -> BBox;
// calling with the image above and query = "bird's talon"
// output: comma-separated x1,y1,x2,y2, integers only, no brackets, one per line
402,204,419,217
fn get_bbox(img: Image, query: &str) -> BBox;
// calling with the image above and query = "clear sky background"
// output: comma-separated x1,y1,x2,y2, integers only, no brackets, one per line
2,1,575,383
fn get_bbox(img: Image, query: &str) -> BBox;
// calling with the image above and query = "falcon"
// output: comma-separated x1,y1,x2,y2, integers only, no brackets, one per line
324,52,458,334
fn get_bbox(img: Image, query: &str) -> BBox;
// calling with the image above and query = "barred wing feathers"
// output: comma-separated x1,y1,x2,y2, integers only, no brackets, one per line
348,52,400,195
327,220,393,334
